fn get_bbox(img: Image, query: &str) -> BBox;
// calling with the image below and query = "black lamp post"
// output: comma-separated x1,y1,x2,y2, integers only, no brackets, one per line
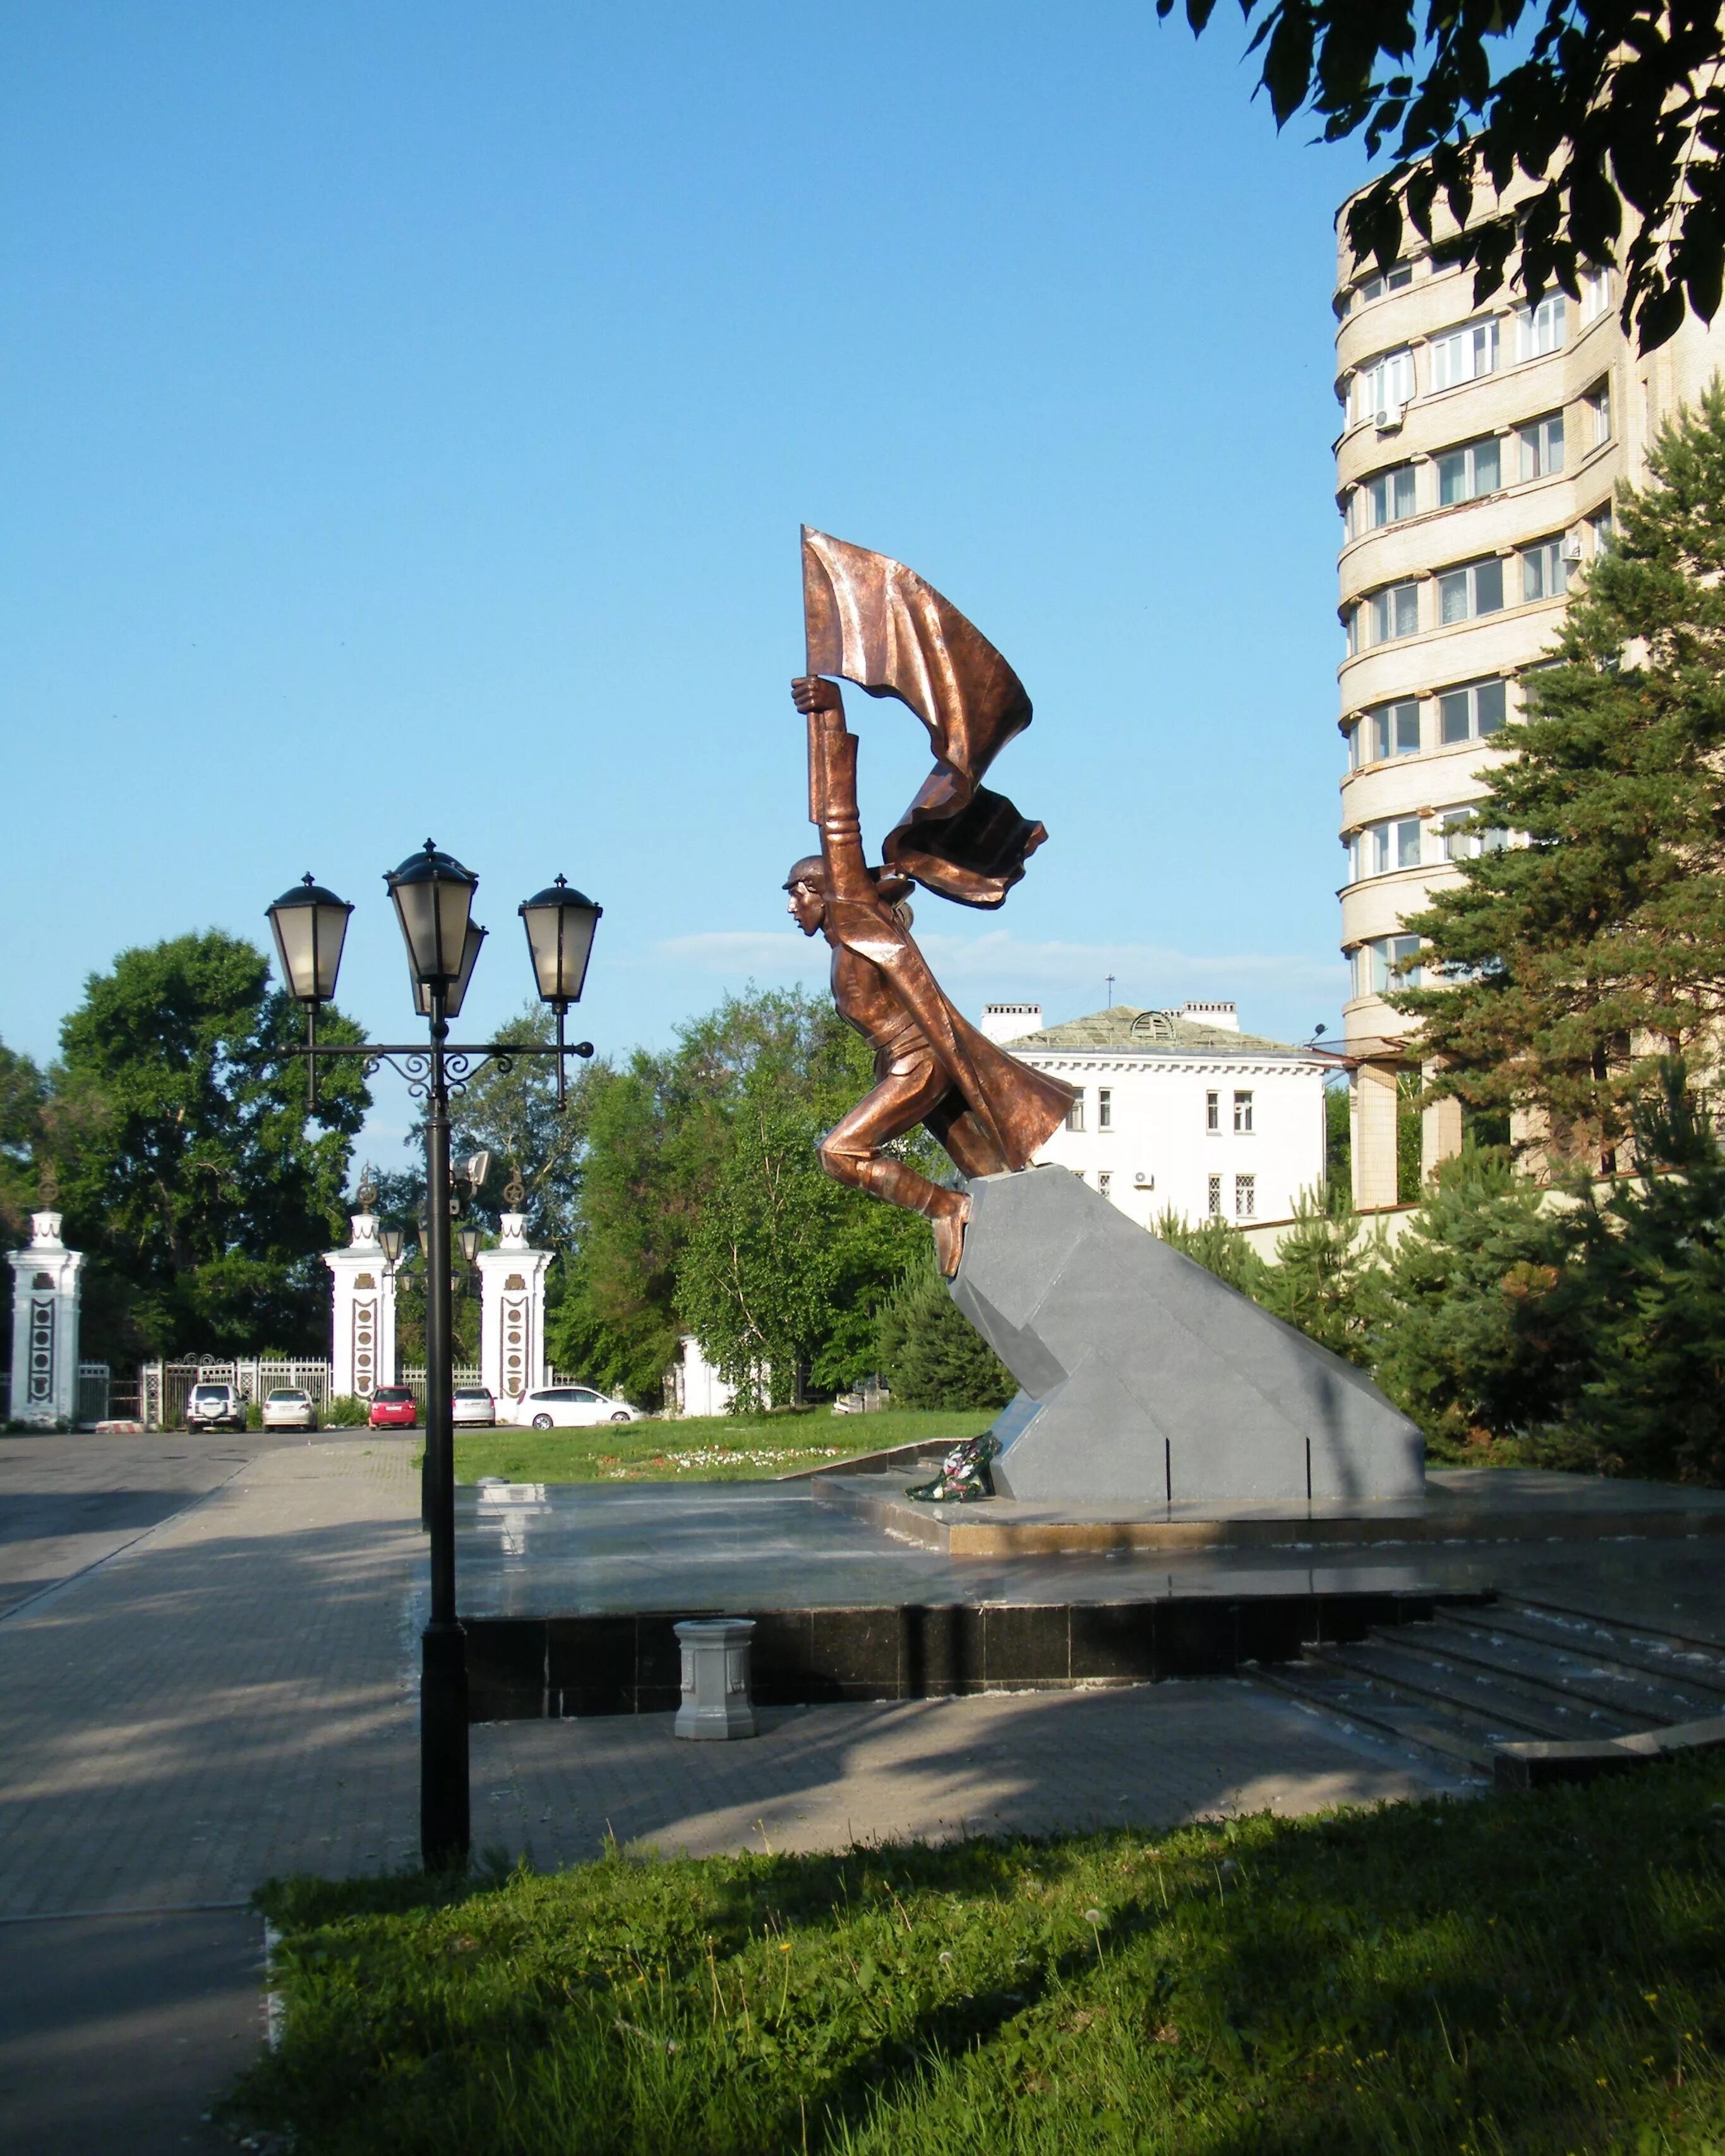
265,842,600,1872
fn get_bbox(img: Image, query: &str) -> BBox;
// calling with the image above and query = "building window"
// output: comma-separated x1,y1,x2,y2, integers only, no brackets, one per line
1347,717,1364,770
1355,933,1424,998
1097,1087,1113,1130
1357,464,1417,531
1098,1171,1112,1198
1234,1173,1256,1220
1350,816,1423,882
1521,537,1570,602
1589,503,1613,554
1437,556,1505,623
1441,810,1512,861
1586,379,1611,445
1368,698,1421,760
1517,294,1566,359
1518,412,1565,479
1233,1090,1254,1134
1438,677,1508,744
1369,582,1420,643
1354,347,1415,426
1355,262,1413,306
1581,265,1612,323
1066,1094,1085,1132
1436,435,1500,505
1205,1090,1220,1133
1207,1173,1222,1218
1431,318,1498,390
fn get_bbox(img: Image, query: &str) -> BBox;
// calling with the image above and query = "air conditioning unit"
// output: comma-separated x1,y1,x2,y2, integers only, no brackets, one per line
1374,404,1404,432
1133,1170,1154,1189
1561,530,1585,563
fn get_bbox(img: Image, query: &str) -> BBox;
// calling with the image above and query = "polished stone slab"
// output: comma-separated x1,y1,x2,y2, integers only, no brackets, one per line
809,1464,1725,1556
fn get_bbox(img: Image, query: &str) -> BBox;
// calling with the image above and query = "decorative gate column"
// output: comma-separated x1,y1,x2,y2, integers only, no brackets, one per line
323,1201,398,1401
477,1209,553,1411
8,1210,85,1428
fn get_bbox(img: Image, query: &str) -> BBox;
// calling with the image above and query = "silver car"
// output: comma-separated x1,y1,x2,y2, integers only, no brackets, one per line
261,1387,318,1431
453,1386,496,1427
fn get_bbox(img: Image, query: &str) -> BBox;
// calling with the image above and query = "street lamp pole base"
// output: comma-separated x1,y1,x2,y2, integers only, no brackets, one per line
420,1620,470,1870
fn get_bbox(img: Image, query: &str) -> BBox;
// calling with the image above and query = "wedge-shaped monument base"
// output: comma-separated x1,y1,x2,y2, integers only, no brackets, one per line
951,1167,1423,1508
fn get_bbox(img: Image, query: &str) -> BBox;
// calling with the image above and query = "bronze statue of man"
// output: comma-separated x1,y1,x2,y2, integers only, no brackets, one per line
787,538,1075,1276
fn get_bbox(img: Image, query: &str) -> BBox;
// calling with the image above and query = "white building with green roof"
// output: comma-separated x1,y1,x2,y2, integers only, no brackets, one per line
980,1002,1330,1233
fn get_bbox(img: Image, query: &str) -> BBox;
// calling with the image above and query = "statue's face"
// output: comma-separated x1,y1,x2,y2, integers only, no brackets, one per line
786,879,826,937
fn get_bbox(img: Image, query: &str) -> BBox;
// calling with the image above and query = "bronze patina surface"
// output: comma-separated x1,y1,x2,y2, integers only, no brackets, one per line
788,531,1074,1276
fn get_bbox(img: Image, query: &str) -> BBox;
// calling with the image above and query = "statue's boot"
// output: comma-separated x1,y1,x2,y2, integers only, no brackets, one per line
849,1157,971,1278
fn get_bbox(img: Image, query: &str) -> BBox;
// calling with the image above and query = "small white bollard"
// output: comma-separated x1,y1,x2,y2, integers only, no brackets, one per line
673,1618,757,1740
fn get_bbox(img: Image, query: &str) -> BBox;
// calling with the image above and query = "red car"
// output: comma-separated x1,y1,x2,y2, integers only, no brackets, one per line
368,1386,419,1429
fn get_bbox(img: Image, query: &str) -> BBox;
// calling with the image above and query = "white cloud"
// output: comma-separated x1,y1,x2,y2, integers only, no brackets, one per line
647,926,1340,1001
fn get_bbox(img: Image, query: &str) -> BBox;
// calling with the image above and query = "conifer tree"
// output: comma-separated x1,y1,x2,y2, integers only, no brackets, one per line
1397,381,1725,1166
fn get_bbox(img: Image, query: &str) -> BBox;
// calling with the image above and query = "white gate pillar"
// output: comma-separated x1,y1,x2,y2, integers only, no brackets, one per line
323,1209,397,1401
477,1213,553,1410
8,1211,85,1427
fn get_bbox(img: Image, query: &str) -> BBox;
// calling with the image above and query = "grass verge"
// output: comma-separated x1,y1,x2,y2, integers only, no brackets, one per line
229,1757,1725,2152
455,1407,989,1483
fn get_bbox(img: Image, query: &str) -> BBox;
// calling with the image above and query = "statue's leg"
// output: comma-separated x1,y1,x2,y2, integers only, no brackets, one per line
820,1051,971,1276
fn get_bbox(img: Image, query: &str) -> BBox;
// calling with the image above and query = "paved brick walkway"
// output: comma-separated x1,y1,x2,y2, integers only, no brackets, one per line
0,1439,423,1916
471,1684,1460,1867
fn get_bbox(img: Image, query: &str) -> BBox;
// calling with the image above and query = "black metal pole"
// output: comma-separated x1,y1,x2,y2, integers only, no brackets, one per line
420,991,469,1869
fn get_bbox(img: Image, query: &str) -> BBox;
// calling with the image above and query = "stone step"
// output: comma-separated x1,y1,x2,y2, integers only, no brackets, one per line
1431,1610,1725,1725
1319,1634,1644,1742
1255,1660,1493,1773
1496,1595,1725,1695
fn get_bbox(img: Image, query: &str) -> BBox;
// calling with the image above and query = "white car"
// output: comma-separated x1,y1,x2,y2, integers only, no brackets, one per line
453,1386,496,1427
511,1384,640,1430
261,1387,317,1431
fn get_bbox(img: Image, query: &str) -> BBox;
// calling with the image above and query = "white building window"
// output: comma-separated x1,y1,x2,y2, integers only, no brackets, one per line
1369,698,1421,760
1431,318,1498,390
1518,412,1565,479
1369,582,1420,643
1586,379,1612,445
1354,347,1415,426
1233,1090,1254,1134
1581,265,1612,323
1355,815,1424,879
1589,503,1613,553
1207,1173,1222,1218
1441,810,1512,861
1355,933,1424,997
1438,677,1507,744
1522,537,1570,602
1437,556,1504,623
1205,1090,1220,1133
1436,435,1500,505
1234,1173,1256,1220
1355,261,1413,305
1357,464,1417,531
1066,1094,1085,1132
1098,1171,1112,1198
1097,1087,1113,1130
1517,294,1566,359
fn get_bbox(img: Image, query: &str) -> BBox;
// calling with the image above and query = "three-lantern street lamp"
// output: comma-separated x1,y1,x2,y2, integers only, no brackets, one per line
266,841,602,1871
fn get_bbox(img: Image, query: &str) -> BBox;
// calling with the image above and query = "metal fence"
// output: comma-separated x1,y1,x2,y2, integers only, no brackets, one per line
140,1358,337,1430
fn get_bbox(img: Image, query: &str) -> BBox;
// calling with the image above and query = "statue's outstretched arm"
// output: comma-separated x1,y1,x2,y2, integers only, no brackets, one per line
792,676,872,903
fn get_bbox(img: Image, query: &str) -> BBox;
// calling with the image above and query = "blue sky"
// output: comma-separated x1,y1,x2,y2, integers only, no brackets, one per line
2,3,1370,1160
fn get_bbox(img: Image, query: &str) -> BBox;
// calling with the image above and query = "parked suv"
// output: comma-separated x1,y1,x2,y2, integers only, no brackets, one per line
186,1382,246,1432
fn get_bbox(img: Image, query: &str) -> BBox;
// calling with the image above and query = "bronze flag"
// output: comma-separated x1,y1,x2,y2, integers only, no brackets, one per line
801,527,1047,909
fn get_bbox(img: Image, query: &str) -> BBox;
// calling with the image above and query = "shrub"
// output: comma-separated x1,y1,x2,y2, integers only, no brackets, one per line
323,1393,370,1427
874,1261,1016,1411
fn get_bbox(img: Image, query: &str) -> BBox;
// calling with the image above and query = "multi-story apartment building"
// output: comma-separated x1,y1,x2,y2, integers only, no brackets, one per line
1333,184,1725,1206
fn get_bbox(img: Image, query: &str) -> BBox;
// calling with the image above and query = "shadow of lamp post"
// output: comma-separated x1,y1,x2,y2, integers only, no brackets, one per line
266,844,602,1871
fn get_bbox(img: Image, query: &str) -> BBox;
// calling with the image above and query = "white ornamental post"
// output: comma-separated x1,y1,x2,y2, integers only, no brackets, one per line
8,1210,85,1428
477,1200,553,1411
323,1199,398,1402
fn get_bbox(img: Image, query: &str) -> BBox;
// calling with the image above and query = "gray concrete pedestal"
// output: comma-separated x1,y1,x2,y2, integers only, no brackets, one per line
950,1166,1423,1509
673,1618,758,1739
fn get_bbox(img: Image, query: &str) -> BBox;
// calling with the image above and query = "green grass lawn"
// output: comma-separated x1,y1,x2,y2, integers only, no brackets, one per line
455,1407,991,1484
229,1757,1725,2153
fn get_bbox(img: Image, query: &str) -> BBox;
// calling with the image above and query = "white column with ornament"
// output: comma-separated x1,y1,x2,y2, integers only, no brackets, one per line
8,1206,85,1427
323,1173,398,1401
477,1176,554,1411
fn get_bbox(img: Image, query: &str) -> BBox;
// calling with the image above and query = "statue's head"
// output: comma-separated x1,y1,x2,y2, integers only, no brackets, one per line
784,856,915,936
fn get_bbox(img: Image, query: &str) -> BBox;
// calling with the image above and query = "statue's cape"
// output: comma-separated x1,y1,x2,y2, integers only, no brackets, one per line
824,895,1076,1171
802,527,1046,909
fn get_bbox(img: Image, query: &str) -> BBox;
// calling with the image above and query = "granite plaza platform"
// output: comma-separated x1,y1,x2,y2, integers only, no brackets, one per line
455,1468,1725,1722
